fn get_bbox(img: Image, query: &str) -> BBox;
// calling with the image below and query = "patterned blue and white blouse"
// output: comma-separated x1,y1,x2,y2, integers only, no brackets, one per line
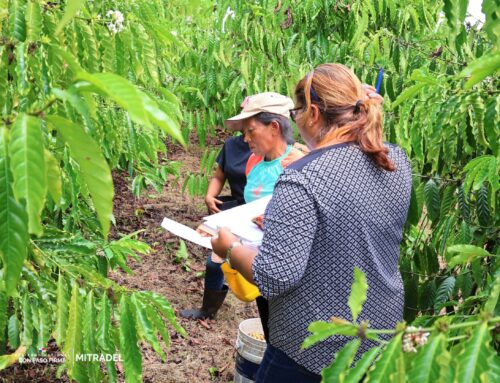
252,142,412,374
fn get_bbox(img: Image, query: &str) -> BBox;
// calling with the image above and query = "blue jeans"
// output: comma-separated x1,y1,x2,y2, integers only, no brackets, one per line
204,252,224,290
203,196,243,291
256,344,321,383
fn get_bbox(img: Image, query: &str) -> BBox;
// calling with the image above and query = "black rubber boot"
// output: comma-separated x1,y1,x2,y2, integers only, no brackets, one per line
180,285,228,320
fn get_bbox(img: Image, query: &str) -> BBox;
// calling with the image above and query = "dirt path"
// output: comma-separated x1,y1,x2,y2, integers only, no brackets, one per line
110,138,259,383
0,137,258,383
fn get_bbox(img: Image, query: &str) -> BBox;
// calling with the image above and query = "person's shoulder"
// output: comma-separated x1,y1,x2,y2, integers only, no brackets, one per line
222,135,250,157
385,143,410,163
224,135,247,148
245,153,263,176
280,146,305,169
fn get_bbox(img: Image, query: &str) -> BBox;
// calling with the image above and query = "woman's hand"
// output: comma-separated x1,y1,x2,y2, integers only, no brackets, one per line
205,195,223,214
211,228,238,259
195,225,213,237
362,84,384,104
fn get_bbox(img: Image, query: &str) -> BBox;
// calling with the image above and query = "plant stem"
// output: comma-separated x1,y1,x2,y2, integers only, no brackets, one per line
366,317,500,336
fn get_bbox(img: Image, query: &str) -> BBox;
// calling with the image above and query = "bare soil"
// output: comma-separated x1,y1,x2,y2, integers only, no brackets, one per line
109,137,259,383
0,136,258,383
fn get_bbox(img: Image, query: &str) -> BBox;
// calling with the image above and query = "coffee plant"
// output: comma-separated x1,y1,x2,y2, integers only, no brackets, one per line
0,0,188,381
0,0,498,382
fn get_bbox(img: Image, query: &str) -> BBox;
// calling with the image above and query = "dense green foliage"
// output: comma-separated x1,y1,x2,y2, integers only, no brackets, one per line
0,1,188,381
0,0,498,381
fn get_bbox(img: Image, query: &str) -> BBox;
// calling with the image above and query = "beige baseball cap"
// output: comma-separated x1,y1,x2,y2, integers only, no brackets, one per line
225,92,294,130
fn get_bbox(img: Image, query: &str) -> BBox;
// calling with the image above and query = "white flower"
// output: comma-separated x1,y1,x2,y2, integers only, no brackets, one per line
171,31,178,36
106,9,125,34
221,6,236,33
402,326,430,353
115,12,124,24
186,16,193,25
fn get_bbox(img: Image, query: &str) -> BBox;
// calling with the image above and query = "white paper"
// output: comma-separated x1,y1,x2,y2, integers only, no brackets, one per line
161,217,212,249
202,195,271,236
161,196,270,248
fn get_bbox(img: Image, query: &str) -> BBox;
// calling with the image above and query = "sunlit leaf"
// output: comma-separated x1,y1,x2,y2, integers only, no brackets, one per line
75,72,185,146
44,150,62,205
408,334,445,383
348,267,368,322
9,113,46,235
344,346,381,383
0,346,27,369
26,0,42,41
55,0,86,36
119,295,142,383
456,322,495,383
460,50,500,90
63,283,88,382
0,127,28,296
365,333,403,382
322,339,360,383
302,321,358,349
46,115,114,237
54,273,68,344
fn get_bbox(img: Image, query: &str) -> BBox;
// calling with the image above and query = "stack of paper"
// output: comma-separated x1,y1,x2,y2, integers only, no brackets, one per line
201,195,270,244
161,195,271,249
161,217,213,249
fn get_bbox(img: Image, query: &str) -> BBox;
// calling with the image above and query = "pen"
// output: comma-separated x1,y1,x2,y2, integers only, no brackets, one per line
375,68,384,93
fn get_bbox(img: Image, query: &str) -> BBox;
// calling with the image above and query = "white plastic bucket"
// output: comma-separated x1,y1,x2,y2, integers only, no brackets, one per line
234,318,267,383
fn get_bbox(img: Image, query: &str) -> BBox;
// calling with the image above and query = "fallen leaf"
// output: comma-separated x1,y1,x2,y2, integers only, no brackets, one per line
198,319,211,330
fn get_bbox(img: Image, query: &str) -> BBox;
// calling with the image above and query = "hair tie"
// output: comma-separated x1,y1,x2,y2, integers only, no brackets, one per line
354,99,363,113
306,71,320,102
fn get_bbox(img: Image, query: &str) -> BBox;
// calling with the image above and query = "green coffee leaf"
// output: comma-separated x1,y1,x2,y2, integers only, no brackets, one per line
424,179,440,223
302,321,358,349
9,113,46,235
76,72,185,146
26,0,42,41
63,283,88,382
54,273,69,344
55,0,86,36
119,295,142,383
456,322,495,383
365,333,403,383
460,50,500,89
344,346,381,383
321,339,360,383
434,276,455,312
408,334,445,383
130,294,166,362
0,127,29,296
348,267,368,322
447,245,491,267
46,115,114,238
484,270,500,314
391,83,426,109
97,293,112,352
44,150,62,205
